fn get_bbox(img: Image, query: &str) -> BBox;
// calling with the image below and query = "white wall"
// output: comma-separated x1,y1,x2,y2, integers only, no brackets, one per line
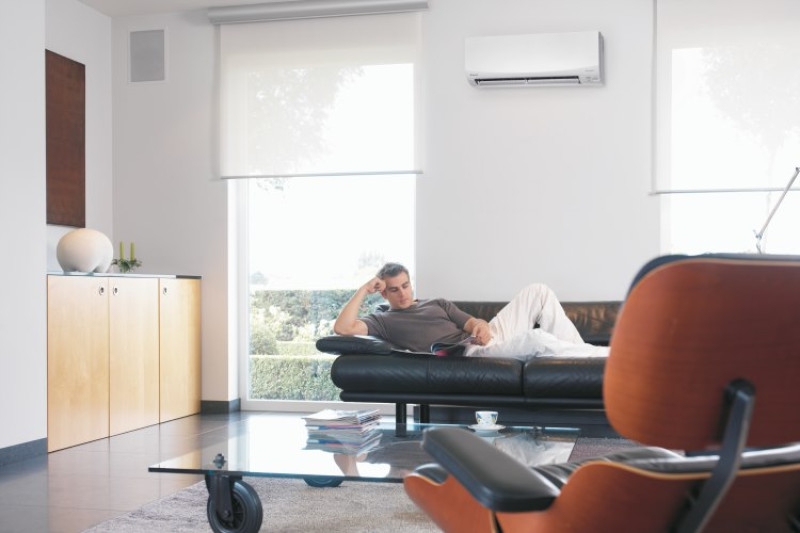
109,0,659,404
0,0,112,451
45,0,113,269
111,11,232,402
0,0,47,450
417,0,659,301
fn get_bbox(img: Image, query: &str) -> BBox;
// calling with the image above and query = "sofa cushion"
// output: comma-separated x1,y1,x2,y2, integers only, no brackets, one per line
331,354,525,395
562,302,620,345
523,357,605,398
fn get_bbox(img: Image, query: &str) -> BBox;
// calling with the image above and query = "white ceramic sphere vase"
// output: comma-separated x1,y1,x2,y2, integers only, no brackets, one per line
56,228,114,273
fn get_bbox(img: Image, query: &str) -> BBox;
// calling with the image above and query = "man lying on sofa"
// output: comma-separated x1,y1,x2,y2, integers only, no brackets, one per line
333,262,608,360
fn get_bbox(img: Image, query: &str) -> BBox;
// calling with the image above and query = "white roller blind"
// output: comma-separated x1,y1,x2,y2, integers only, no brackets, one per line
655,0,800,194
219,12,422,178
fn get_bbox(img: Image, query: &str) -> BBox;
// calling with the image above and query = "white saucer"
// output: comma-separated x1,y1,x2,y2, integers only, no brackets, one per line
468,423,505,432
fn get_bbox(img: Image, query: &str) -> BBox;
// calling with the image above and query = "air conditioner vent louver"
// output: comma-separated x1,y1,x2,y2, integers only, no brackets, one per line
474,76,582,86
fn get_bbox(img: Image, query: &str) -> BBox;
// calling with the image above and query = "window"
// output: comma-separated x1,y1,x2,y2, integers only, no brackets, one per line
655,0,800,254
245,176,414,407
219,12,422,409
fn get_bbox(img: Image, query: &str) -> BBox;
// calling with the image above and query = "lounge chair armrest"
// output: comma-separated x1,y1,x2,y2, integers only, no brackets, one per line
422,427,560,512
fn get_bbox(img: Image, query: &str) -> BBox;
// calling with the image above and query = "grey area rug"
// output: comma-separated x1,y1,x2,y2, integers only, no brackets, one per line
84,437,634,532
84,477,437,533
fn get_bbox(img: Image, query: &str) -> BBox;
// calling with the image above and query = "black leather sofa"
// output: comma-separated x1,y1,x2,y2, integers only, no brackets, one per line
316,300,620,425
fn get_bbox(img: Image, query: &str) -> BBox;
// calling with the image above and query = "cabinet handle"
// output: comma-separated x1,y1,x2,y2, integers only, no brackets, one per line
163,287,168,296
113,287,119,295
98,286,105,296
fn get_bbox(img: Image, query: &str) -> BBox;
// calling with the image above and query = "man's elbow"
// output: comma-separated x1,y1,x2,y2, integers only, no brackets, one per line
333,323,355,336
334,321,365,336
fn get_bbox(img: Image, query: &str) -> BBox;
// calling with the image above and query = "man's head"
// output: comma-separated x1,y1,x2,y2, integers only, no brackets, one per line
376,262,414,310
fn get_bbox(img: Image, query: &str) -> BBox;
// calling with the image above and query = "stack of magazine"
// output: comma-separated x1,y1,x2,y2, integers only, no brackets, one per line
303,408,382,455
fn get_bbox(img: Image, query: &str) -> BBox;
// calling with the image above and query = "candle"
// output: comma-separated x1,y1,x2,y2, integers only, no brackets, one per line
119,241,124,260
130,242,135,261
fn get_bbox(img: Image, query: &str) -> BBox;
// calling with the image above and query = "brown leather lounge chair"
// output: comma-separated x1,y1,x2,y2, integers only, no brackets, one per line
404,254,800,532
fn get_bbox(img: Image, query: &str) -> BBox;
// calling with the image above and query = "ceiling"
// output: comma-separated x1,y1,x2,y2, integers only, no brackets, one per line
77,0,280,17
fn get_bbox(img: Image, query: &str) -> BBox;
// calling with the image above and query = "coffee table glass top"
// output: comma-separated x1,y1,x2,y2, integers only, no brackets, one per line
149,415,579,483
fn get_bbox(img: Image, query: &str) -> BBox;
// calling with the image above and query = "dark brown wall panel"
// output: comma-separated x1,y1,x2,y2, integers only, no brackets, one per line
46,50,85,228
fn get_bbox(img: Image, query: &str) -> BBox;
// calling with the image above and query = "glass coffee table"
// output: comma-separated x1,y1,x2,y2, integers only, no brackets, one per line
149,415,579,533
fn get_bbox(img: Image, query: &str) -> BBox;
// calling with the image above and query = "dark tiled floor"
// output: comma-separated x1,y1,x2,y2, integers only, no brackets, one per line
0,411,276,533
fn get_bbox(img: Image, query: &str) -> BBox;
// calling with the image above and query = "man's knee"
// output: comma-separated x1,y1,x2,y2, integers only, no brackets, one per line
518,283,555,299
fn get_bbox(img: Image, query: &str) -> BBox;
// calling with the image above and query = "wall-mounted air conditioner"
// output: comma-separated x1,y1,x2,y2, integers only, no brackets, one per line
465,31,604,87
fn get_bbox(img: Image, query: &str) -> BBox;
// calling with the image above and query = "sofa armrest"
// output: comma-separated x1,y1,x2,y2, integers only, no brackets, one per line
315,335,394,356
422,427,559,512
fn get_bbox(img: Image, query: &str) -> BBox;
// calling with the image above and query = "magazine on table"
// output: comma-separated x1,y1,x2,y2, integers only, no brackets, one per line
306,424,380,441
303,408,383,454
304,429,383,455
302,408,381,428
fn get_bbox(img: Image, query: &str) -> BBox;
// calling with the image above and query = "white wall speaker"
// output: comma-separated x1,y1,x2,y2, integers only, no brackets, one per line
129,29,166,83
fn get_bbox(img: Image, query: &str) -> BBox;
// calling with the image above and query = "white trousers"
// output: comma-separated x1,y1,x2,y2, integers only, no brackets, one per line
465,283,609,360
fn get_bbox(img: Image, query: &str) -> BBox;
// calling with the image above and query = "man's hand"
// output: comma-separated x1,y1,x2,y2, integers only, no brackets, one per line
363,277,386,294
465,317,492,346
472,320,492,345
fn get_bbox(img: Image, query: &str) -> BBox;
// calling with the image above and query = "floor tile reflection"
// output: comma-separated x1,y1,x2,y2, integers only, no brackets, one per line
0,413,267,533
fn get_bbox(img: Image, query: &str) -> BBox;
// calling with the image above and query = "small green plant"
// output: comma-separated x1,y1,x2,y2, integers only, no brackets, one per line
112,257,142,273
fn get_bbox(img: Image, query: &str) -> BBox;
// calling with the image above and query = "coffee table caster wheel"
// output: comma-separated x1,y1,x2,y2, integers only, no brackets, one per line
207,479,263,533
304,476,343,487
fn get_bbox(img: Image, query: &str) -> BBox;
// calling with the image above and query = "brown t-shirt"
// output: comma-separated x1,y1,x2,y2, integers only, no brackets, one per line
361,298,472,353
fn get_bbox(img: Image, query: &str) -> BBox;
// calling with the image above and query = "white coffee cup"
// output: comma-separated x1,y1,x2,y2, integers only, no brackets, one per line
475,410,498,427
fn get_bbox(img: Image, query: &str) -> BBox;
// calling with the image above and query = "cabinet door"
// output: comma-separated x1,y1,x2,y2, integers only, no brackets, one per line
159,278,201,422
109,277,160,435
47,276,109,452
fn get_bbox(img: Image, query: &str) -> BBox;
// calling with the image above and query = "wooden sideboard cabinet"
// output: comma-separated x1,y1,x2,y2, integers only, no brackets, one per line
47,276,110,453
109,277,160,436
47,274,201,452
159,278,201,422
